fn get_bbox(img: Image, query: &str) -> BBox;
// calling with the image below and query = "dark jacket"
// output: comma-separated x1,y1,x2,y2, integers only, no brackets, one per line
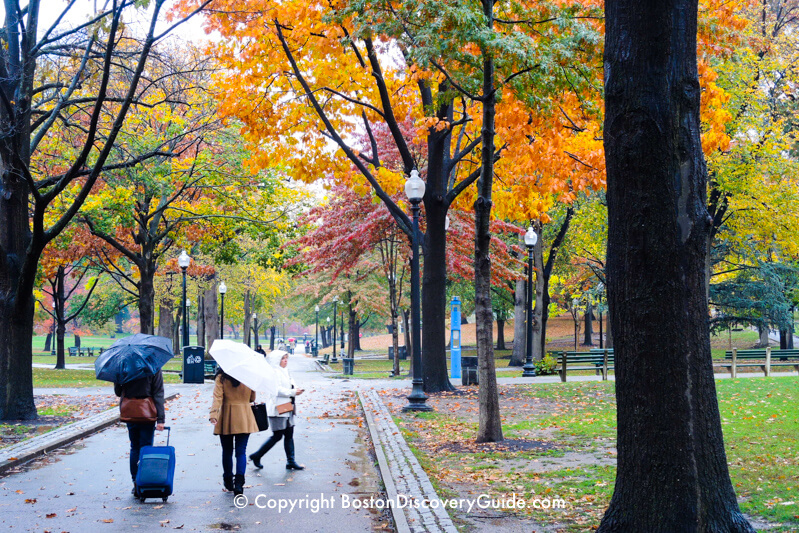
114,371,165,423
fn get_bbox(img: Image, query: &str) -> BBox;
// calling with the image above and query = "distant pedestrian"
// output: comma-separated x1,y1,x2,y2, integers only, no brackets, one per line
249,352,305,470
114,371,165,495
209,369,259,495
255,345,266,356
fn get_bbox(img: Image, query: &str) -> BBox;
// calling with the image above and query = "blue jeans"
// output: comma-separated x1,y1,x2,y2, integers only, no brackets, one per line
220,434,250,477
127,422,155,481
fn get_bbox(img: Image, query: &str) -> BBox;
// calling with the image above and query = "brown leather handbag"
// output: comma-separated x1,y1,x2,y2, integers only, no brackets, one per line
119,396,158,423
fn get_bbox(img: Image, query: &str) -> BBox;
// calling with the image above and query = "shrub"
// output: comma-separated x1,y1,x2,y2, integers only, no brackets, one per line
535,353,558,375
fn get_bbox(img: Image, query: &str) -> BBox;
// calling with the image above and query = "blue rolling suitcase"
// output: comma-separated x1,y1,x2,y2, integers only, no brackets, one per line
135,426,175,502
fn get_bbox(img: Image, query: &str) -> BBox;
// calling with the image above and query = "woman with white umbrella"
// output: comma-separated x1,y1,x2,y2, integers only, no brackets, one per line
209,369,259,495
249,351,305,470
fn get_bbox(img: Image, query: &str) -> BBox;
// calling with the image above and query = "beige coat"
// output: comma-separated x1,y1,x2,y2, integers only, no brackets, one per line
209,374,259,435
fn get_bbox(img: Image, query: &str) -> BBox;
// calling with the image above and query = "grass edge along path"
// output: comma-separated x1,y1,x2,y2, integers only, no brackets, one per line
389,377,799,532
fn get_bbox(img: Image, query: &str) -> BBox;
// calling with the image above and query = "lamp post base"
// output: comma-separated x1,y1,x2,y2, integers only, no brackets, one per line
403,386,433,412
522,362,537,377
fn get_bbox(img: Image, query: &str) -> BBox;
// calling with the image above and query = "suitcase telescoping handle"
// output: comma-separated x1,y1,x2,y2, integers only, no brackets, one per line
161,426,171,447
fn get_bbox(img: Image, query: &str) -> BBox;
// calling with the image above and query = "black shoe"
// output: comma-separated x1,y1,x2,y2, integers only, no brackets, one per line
233,474,245,496
131,485,137,496
249,454,263,469
286,462,305,471
223,474,234,491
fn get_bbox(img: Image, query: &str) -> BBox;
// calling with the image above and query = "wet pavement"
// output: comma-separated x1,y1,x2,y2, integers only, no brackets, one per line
0,354,386,532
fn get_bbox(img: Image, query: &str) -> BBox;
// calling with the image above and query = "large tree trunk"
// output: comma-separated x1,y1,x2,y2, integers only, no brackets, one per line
203,287,218,348
138,267,156,335
496,318,506,350
757,325,770,348
158,301,174,339
269,325,276,350
243,291,251,347
599,1,753,530
420,99,455,393
474,2,503,443
531,225,545,362
403,309,412,377
583,307,594,346
54,266,66,369
509,277,526,366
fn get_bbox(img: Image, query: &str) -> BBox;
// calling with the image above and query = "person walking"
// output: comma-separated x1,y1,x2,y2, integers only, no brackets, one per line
249,352,305,470
115,371,165,495
209,369,259,495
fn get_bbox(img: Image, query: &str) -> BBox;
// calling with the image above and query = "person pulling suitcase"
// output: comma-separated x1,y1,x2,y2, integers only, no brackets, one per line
114,370,166,495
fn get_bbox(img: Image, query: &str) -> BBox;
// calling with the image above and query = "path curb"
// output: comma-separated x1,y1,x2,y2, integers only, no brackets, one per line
359,389,458,533
0,392,179,475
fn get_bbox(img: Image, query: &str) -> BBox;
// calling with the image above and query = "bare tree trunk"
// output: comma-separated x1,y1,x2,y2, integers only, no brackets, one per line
403,309,412,377
583,307,594,346
158,301,174,338
532,223,546,362
243,291,251,347
757,325,770,348
509,277,526,366
473,0,503,443
599,0,752,529
496,318,506,350
204,287,218,348
196,292,205,347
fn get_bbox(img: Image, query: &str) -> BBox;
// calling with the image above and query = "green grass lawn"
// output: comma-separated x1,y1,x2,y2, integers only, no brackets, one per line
393,377,799,531
32,368,182,387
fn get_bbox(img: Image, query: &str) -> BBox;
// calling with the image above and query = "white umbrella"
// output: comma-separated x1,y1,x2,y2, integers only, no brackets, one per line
267,349,288,359
209,340,278,399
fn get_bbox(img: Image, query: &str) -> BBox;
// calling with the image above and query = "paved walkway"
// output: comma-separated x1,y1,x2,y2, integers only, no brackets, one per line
0,355,385,532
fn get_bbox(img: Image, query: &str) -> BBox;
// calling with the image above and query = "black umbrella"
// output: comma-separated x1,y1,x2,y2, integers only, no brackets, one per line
95,334,174,385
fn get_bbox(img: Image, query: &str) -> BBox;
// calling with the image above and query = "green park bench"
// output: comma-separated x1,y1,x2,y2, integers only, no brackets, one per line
718,348,799,378
67,346,87,357
556,349,614,382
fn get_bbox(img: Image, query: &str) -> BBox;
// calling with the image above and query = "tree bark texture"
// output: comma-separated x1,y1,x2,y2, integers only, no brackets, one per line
509,277,526,366
599,1,753,530
757,326,769,348
496,318,506,350
203,287,218,349
158,301,174,340
583,308,594,346
474,0,503,443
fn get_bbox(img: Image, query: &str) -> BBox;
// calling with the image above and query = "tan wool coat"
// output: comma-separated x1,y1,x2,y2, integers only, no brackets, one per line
209,374,259,435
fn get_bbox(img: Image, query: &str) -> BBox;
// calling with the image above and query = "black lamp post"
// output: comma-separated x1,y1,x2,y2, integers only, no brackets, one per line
331,297,338,364
403,169,432,412
314,305,319,357
178,250,190,348
522,226,538,377
219,281,227,339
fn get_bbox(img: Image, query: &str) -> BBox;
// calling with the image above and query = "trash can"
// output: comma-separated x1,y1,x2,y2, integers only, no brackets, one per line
343,358,354,375
461,356,478,386
183,346,205,384
388,346,408,360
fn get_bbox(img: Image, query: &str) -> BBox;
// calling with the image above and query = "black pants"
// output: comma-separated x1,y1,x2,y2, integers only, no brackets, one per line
126,422,155,482
253,425,295,460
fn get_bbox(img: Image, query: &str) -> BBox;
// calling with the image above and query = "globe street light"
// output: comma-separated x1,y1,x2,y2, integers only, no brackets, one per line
218,281,227,339
522,226,538,377
403,169,432,412
178,250,191,348
314,305,320,357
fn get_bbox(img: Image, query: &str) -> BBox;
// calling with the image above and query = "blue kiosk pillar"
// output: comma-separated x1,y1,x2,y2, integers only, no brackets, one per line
450,296,462,379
